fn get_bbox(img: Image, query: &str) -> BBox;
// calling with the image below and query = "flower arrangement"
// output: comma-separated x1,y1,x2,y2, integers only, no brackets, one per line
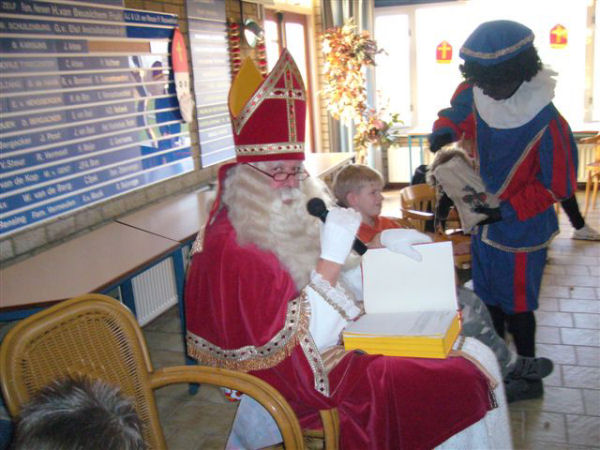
321,19,401,162
353,108,403,153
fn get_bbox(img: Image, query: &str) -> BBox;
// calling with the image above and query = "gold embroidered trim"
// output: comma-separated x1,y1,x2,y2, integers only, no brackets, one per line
321,346,349,373
460,34,534,61
271,87,304,100
231,71,277,134
236,142,304,155
187,294,306,372
186,291,331,396
481,226,558,253
285,70,297,143
231,54,305,135
496,126,547,197
300,331,330,396
297,291,330,395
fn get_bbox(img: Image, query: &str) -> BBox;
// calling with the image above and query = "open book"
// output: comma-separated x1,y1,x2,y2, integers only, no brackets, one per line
343,241,461,358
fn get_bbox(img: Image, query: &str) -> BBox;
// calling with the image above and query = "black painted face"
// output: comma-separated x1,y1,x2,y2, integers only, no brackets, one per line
476,79,523,101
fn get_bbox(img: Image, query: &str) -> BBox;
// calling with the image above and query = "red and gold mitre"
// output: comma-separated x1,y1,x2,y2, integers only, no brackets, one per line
228,48,306,162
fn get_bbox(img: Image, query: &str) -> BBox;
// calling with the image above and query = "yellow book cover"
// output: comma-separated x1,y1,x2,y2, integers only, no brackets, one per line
344,313,461,358
343,242,461,359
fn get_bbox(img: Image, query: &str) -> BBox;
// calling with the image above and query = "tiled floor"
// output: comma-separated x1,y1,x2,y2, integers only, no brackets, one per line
141,191,599,449
142,308,238,449
505,205,600,449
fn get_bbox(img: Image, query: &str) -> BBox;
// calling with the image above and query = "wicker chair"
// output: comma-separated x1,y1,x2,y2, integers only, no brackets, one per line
0,294,338,449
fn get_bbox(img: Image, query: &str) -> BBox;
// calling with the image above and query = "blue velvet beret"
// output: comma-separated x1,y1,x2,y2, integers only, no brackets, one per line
459,20,534,66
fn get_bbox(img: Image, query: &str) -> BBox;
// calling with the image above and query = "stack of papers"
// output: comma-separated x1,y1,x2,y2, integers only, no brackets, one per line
343,242,461,359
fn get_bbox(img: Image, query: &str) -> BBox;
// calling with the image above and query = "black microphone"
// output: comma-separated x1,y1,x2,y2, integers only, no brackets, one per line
306,198,368,255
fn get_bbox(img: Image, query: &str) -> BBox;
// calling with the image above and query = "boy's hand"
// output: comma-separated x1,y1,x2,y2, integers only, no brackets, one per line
380,229,433,261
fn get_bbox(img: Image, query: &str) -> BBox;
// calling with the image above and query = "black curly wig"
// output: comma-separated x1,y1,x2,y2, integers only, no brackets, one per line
459,46,543,86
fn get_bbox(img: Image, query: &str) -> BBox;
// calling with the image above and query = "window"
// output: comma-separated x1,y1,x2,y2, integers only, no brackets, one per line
374,13,411,127
264,10,315,153
375,0,597,130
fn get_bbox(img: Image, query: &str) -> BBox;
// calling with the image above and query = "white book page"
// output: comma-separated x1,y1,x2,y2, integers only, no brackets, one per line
345,310,456,337
362,241,457,314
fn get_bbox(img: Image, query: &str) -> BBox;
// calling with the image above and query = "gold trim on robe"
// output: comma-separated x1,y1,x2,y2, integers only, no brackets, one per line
186,291,331,396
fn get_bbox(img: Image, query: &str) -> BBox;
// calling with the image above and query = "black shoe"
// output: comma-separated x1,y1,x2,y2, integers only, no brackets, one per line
504,378,544,403
507,357,554,380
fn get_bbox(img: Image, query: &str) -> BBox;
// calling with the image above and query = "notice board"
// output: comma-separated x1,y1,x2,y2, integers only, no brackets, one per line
0,0,193,236
186,0,235,168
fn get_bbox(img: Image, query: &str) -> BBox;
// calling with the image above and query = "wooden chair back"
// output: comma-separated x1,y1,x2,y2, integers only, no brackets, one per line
399,184,436,232
400,183,437,216
399,184,471,269
581,133,600,216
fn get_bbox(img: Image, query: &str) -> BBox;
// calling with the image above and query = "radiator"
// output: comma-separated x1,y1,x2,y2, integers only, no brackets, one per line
131,256,178,326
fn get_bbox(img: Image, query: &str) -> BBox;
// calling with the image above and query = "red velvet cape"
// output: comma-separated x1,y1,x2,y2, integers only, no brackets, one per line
185,208,492,449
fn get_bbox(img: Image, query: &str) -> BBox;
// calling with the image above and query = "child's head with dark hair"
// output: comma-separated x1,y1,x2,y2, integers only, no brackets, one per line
459,20,543,100
12,376,145,450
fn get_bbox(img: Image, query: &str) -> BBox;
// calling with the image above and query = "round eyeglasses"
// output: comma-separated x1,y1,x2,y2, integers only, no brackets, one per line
246,163,310,182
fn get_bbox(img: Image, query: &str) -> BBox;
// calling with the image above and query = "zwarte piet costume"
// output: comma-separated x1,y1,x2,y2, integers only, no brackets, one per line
431,21,577,357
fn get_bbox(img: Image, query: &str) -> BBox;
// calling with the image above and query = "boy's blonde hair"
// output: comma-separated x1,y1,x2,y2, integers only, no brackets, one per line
333,164,384,207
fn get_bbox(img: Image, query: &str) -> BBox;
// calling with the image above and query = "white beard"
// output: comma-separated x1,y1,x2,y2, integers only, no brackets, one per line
222,163,332,290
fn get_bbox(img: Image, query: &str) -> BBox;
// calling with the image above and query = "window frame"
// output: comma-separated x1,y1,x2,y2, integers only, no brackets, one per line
264,8,318,153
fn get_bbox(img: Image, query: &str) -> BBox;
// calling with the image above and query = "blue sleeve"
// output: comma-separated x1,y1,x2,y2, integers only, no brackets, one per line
431,82,474,141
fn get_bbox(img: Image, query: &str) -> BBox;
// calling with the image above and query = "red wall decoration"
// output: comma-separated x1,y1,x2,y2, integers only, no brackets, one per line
436,41,452,63
228,21,242,78
550,24,568,49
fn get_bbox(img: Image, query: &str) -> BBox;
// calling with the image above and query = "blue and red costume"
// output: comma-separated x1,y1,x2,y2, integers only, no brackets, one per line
432,81,578,314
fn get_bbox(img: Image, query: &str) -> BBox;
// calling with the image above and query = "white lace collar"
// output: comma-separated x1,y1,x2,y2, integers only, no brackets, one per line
473,67,557,129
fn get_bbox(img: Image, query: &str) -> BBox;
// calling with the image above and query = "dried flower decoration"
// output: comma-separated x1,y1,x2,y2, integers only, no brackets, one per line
321,18,382,124
321,19,402,162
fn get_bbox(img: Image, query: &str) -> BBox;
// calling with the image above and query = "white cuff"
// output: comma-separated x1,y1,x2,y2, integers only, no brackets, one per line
304,271,362,351
309,270,362,320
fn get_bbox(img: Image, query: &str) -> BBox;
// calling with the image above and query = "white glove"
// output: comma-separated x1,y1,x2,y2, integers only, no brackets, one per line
380,229,433,262
320,207,362,264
